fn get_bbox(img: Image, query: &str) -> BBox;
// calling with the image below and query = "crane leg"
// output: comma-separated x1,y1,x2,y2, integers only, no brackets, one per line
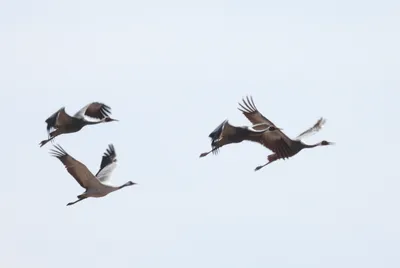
254,162,272,171
39,130,60,147
254,154,278,171
39,136,56,147
66,197,87,206
199,147,219,158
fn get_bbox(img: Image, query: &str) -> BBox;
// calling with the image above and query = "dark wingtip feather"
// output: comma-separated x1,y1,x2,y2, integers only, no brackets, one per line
238,95,258,114
207,120,227,156
49,144,68,158
100,104,112,118
103,104,111,112
105,144,116,157
99,144,117,170
84,102,112,120
211,147,220,155
45,109,61,133
208,119,227,139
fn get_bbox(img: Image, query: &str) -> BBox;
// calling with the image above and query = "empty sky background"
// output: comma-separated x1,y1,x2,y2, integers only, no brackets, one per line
1,0,400,267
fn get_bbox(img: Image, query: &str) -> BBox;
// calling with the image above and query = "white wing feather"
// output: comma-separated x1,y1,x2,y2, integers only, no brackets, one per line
295,117,326,140
96,162,117,183
73,104,91,119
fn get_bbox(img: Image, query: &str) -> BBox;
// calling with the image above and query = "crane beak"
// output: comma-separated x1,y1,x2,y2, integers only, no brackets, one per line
104,117,119,122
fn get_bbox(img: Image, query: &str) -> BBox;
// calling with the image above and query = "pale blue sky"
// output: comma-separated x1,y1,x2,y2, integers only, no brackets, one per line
1,0,400,267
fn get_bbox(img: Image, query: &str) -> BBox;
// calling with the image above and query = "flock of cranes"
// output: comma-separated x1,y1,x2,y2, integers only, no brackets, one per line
39,96,334,207
39,102,134,206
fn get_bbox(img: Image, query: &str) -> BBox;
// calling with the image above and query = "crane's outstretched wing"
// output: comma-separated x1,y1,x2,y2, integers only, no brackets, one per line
238,96,276,127
95,144,117,183
50,144,100,189
74,102,112,120
45,107,74,134
295,117,326,140
238,95,293,150
207,120,246,155
207,119,275,155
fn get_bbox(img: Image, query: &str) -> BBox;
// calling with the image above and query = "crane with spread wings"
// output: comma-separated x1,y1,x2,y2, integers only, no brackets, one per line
238,96,334,171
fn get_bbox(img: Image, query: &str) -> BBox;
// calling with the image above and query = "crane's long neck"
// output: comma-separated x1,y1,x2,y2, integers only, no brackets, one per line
118,182,133,190
83,119,105,125
302,141,322,149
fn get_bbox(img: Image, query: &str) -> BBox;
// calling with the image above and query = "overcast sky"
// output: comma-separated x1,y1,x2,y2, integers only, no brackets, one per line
1,0,400,267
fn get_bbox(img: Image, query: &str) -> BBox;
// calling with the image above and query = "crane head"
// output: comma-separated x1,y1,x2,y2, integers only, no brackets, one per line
104,117,119,122
126,181,137,186
267,126,282,131
321,140,335,146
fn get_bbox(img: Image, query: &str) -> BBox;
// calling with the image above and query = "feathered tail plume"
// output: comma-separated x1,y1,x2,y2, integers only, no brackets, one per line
295,117,326,140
